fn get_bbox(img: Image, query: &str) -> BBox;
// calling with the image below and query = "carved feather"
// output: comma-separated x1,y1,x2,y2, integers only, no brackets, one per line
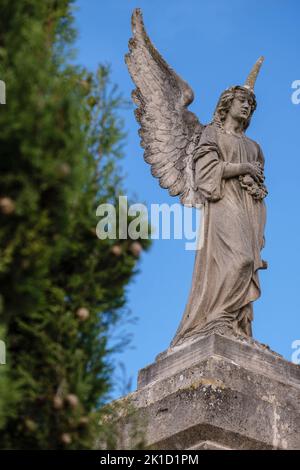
125,8,204,207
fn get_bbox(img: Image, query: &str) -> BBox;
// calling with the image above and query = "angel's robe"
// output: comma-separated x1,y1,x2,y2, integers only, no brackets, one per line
171,124,266,347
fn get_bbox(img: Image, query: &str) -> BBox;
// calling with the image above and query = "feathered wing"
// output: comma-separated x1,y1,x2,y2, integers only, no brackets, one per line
125,8,204,207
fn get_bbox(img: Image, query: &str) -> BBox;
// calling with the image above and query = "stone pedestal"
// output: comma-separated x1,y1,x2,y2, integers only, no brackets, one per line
120,334,300,450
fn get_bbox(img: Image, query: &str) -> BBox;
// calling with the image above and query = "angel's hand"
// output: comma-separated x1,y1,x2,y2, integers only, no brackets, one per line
241,163,264,183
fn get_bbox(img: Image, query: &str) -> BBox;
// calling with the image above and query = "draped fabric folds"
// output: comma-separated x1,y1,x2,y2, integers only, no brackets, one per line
171,124,266,347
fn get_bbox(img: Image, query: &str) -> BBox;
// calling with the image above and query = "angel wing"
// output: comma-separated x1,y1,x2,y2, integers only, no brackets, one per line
125,8,204,207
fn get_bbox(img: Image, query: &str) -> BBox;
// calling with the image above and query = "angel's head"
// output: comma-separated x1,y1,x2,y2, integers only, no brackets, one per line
213,86,257,131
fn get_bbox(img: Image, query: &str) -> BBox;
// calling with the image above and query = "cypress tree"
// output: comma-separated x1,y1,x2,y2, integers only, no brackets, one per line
0,0,149,449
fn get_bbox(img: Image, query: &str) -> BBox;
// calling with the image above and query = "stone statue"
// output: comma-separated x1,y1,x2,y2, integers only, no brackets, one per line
125,9,268,348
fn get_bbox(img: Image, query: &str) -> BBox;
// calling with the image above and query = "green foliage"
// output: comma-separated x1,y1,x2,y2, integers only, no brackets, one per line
0,0,150,449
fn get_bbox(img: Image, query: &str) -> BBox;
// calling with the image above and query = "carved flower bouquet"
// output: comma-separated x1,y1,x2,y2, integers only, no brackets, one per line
239,161,268,200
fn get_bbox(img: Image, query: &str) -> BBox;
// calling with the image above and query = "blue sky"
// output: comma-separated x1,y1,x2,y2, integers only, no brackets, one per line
74,0,300,398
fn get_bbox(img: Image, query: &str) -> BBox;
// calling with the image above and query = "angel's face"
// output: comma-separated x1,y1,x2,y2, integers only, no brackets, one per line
228,91,254,123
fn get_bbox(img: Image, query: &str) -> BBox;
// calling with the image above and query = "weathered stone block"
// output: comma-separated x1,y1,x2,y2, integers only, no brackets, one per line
119,335,300,450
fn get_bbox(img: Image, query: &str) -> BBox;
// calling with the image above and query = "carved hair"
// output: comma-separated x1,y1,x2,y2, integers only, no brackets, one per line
213,86,257,131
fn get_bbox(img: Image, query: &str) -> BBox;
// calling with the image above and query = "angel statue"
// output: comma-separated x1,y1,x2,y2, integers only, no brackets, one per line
125,9,268,349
